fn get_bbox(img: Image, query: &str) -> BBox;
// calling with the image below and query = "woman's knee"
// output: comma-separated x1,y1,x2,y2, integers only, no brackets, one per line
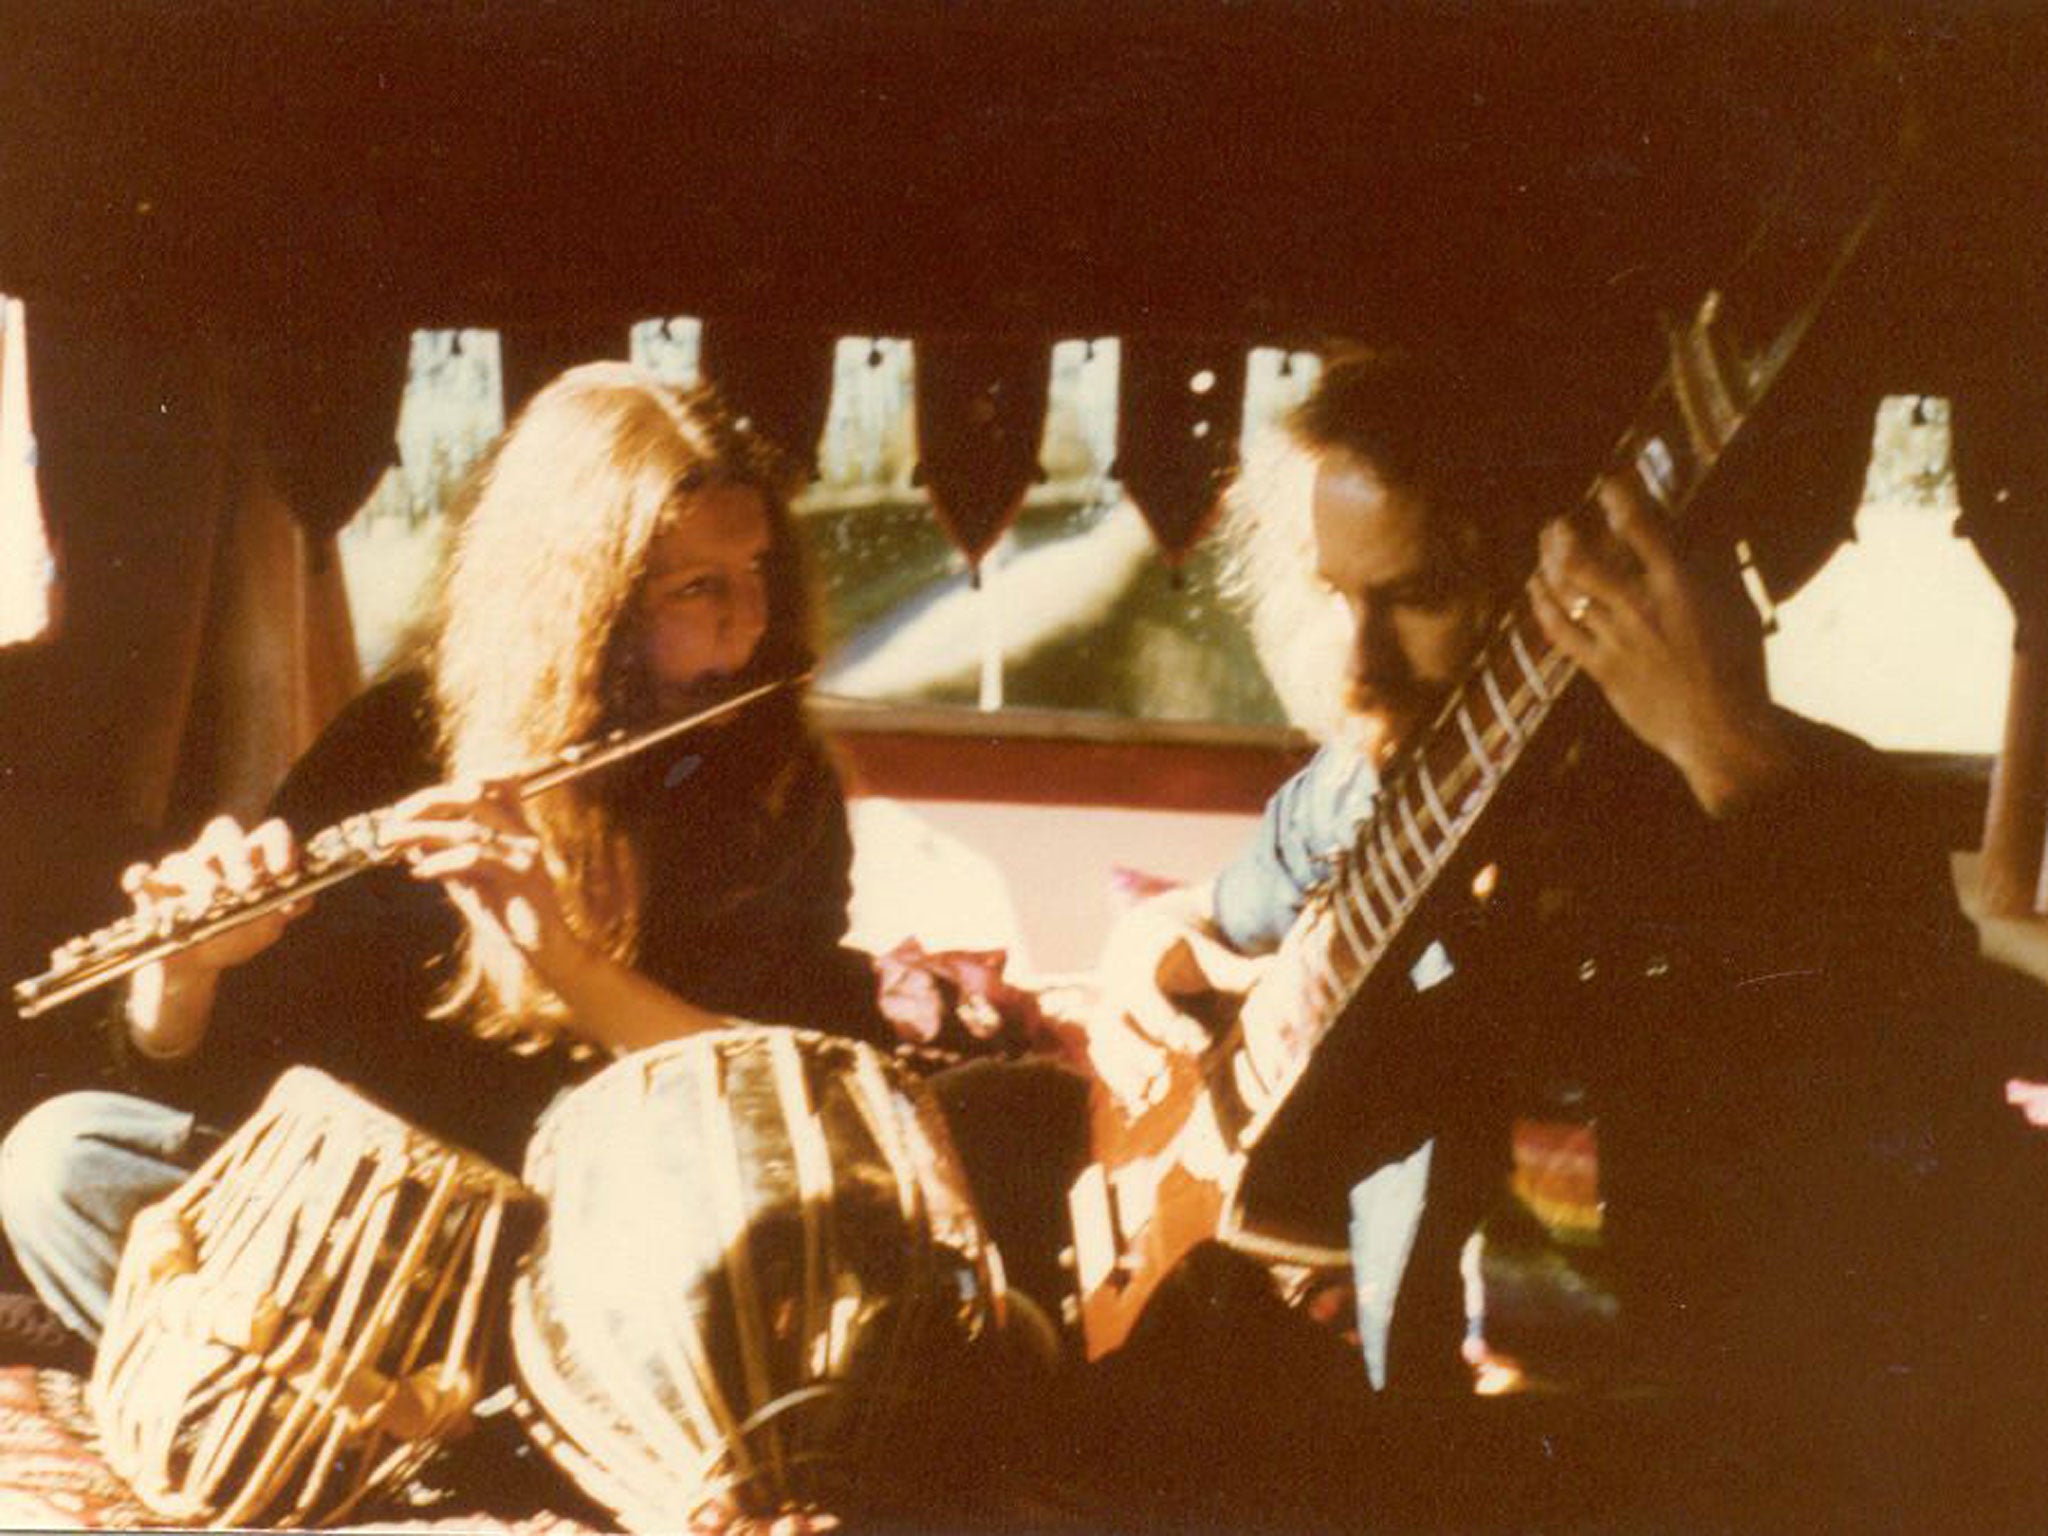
0,1092,191,1251
3,1094,98,1249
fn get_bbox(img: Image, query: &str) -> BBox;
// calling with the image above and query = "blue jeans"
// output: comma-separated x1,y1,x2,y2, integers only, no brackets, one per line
0,1092,211,1343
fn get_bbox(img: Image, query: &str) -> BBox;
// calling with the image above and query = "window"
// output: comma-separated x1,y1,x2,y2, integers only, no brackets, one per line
630,317,701,385
334,340,2008,756
0,295,53,649
1765,397,2010,755
338,330,501,674
802,339,1313,728
341,328,1309,727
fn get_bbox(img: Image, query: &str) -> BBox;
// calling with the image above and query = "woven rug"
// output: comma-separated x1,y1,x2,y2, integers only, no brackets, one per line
0,1368,147,1530
0,1366,601,1533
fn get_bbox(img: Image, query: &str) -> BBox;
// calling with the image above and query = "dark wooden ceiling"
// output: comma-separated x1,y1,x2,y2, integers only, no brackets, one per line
0,5,2041,389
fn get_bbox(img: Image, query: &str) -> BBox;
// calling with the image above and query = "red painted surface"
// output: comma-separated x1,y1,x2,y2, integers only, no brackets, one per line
823,725,1310,815
821,720,1306,974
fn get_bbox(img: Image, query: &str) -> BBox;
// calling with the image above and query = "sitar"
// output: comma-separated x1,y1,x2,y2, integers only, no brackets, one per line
1066,83,1911,1361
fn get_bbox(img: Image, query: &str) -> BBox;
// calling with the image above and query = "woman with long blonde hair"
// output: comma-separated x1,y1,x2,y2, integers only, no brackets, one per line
0,362,885,1346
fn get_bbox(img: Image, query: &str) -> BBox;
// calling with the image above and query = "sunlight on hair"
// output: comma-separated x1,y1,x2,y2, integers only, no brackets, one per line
0,296,52,648
1218,423,1350,742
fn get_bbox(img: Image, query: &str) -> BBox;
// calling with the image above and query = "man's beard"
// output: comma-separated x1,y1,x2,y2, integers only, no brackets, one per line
1336,680,1449,769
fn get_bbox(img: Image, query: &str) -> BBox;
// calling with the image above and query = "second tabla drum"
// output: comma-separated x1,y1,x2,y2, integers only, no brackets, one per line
509,1025,1012,1532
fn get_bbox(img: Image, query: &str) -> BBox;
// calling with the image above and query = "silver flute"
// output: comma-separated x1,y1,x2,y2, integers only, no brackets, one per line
12,675,801,1021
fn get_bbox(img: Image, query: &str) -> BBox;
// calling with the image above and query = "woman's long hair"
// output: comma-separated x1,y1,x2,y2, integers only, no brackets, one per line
425,361,812,1048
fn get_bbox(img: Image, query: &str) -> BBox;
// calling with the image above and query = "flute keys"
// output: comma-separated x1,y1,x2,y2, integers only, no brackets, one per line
47,937,91,975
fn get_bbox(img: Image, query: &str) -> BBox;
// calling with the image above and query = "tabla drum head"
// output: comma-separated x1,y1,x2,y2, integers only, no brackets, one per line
509,1026,1011,1532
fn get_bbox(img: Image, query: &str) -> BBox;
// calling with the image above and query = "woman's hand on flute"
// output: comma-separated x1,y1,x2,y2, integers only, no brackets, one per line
123,815,308,1057
382,777,732,1055
381,779,578,974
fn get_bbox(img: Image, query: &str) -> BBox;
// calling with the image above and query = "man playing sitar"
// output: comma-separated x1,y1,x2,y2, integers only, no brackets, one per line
1078,348,1985,1427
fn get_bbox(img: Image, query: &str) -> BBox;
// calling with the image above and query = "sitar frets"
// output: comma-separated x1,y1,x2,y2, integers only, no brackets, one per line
1293,602,1578,1017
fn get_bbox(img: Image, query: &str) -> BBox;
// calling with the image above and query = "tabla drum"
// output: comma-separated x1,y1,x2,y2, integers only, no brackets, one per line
89,1067,540,1529
509,1026,1010,1533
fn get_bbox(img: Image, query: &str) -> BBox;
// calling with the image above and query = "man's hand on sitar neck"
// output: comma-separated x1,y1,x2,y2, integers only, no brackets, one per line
1528,474,1796,818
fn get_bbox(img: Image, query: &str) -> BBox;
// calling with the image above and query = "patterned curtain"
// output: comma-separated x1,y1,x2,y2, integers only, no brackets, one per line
1114,340,1246,568
913,337,1050,577
698,322,835,479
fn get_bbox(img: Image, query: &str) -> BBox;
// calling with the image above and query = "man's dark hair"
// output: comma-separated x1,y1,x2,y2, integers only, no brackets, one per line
1285,347,1573,590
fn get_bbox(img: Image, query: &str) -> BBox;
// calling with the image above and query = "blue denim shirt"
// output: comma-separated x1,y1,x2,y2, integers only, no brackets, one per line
1211,741,1456,1389
1212,743,1381,955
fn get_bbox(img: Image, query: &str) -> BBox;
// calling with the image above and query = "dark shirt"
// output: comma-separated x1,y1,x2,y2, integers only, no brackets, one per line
141,672,885,1171
1209,700,1983,1392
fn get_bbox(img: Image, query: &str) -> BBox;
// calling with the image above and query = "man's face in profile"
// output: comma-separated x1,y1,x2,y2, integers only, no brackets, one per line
1310,449,1490,764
